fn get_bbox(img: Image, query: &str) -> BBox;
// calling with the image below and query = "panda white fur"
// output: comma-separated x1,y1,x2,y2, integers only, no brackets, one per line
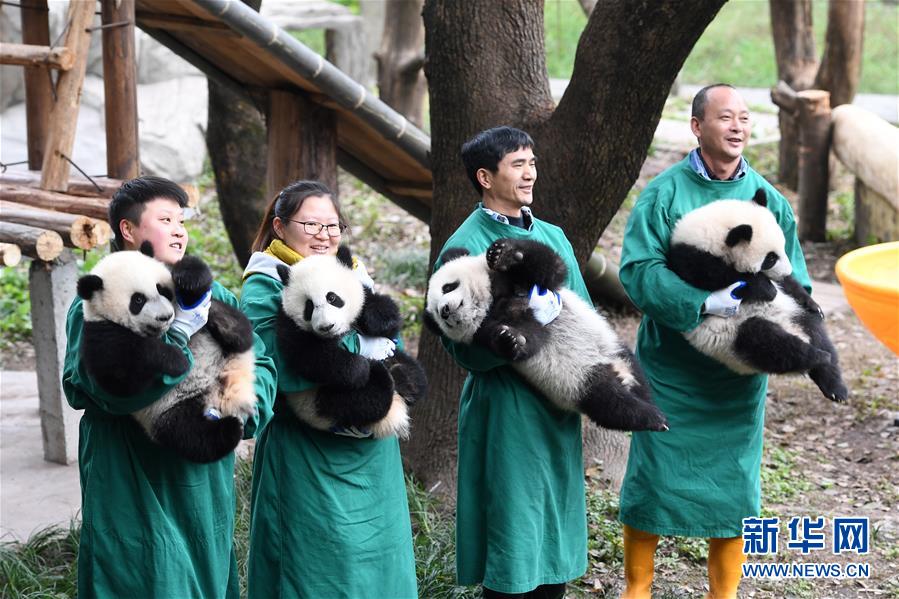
424,238,668,433
667,188,848,401
275,247,427,439
77,243,258,462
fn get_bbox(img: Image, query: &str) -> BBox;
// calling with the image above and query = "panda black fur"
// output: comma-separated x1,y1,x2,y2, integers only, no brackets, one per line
275,246,427,439
77,243,258,462
667,188,848,402
424,238,668,433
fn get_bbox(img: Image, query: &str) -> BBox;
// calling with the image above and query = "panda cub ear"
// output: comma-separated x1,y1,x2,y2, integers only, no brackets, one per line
139,241,155,257
725,224,753,247
336,245,353,269
77,274,104,300
751,188,768,208
441,247,470,264
276,264,291,285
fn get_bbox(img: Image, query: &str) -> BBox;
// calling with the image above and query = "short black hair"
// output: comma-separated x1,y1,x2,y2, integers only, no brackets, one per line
691,83,736,121
460,126,535,195
108,176,189,251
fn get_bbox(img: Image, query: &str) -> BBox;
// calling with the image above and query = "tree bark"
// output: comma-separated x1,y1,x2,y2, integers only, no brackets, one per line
205,0,267,267
375,0,426,129
405,0,726,496
576,0,596,17
814,0,865,108
20,0,52,170
796,90,831,242
101,0,140,180
769,0,816,191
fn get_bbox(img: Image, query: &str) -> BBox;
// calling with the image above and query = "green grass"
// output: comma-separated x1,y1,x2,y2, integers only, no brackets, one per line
544,0,898,94
760,445,812,512
0,522,79,597
0,264,32,349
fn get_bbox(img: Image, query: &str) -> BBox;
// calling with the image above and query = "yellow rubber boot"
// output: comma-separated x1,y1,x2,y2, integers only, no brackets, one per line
621,525,660,599
704,536,746,599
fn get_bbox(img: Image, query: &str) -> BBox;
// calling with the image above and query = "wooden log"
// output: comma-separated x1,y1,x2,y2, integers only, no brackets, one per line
0,222,64,261
1,184,110,221
266,90,338,198
0,170,123,198
831,104,899,206
21,0,53,169
0,243,23,267
797,89,831,242
770,80,800,114
39,0,95,192
0,200,111,250
0,43,74,70
102,0,140,180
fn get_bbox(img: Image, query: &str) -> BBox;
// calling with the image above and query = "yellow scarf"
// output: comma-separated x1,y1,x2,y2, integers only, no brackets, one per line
264,239,359,269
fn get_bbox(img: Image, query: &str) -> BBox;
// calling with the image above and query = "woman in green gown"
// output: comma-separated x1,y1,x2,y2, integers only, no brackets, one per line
241,180,417,599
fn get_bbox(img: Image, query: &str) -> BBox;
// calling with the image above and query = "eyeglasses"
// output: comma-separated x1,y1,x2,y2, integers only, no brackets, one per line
285,220,346,237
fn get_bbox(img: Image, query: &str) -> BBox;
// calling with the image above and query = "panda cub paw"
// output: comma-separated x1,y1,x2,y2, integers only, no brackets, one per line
171,255,214,306
493,325,529,361
486,239,525,272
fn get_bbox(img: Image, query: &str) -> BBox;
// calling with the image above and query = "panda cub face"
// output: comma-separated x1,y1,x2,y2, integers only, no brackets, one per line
280,255,364,338
671,190,792,280
77,251,176,337
425,249,493,344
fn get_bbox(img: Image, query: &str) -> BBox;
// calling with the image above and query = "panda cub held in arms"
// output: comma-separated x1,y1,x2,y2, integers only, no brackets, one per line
667,188,848,401
77,243,257,462
275,246,427,439
424,238,668,432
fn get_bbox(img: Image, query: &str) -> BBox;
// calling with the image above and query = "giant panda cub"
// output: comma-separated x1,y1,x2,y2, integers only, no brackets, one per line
425,238,668,433
276,246,427,439
77,243,257,462
667,188,848,401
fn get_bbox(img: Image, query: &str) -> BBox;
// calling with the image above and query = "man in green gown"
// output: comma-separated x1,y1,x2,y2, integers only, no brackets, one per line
437,127,589,598
63,176,276,598
617,84,813,599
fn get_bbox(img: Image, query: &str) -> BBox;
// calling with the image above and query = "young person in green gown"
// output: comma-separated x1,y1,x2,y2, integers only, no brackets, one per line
434,126,590,599
241,180,417,599
62,176,276,598
617,84,812,599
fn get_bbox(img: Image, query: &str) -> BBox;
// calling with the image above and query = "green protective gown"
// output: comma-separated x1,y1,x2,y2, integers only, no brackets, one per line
240,268,417,599
618,158,811,538
439,207,589,594
63,281,277,599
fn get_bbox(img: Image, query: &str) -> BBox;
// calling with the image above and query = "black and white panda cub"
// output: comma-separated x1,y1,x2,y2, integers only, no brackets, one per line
77,243,257,462
424,238,668,433
667,188,848,402
275,246,427,439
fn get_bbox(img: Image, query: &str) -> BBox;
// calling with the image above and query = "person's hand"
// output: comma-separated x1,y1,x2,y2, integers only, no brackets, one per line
703,281,746,317
529,285,562,325
170,289,212,339
358,334,396,360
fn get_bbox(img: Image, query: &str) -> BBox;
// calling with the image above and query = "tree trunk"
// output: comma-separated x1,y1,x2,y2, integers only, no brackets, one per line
769,0,816,191
405,0,726,497
376,0,427,129
205,0,267,267
814,0,865,108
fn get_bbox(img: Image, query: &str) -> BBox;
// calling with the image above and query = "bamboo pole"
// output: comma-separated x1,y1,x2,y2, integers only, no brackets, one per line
0,222,64,261
797,90,832,242
0,43,74,70
21,0,53,169
1,184,110,220
39,0,96,192
101,0,140,180
0,243,23,267
0,200,111,250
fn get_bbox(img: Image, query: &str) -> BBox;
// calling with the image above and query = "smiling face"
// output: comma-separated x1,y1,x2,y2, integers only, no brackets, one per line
478,146,536,217
690,86,752,167
425,252,493,344
119,198,187,266
273,194,342,258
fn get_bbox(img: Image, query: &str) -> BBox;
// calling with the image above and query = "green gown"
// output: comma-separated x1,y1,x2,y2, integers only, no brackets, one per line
63,281,276,599
240,267,417,599
618,157,811,538
439,207,589,594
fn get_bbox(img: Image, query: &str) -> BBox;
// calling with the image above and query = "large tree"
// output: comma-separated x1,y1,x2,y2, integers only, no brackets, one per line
404,0,727,495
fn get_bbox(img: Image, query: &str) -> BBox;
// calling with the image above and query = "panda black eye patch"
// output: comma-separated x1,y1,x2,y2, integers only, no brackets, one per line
442,281,460,294
326,292,345,308
762,252,779,270
129,292,147,315
156,284,174,301
304,299,314,321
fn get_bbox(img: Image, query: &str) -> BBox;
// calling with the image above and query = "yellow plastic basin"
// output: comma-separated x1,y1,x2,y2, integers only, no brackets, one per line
835,241,899,355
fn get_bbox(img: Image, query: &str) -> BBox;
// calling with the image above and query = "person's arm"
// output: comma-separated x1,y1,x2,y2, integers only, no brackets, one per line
62,298,194,415
619,189,709,332
214,282,276,437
